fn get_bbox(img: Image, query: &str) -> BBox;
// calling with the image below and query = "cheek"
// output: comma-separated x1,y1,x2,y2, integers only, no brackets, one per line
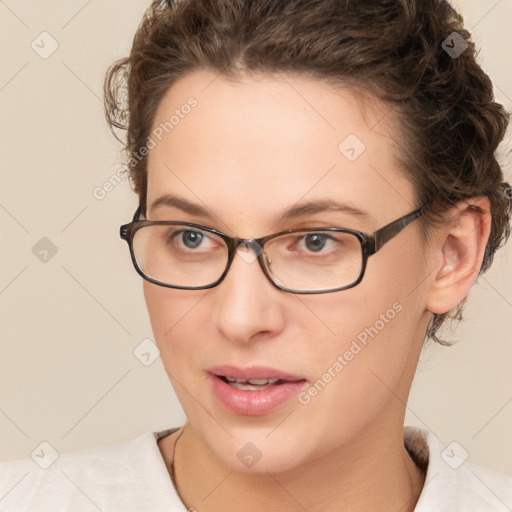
301,256,425,403
143,282,206,357
143,283,217,433
305,291,412,388
293,295,419,450
143,282,173,339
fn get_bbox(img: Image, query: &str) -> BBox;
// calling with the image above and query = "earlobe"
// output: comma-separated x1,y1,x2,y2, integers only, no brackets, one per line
426,197,491,315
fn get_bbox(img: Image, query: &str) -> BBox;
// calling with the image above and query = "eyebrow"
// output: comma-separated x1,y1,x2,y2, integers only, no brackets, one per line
149,194,372,225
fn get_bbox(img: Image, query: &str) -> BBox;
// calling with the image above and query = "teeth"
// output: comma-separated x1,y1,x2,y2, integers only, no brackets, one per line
228,381,274,391
225,377,280,385
248,378,279,385
223,376,281,389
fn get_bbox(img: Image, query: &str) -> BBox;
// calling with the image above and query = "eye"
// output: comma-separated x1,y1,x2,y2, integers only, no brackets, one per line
297,233,338,253
179,230,204,249
167,228,218,251
302,233,330,252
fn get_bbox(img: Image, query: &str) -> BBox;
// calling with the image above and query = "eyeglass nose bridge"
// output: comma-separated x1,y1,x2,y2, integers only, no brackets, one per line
219,235,277,285
236,236,263,253
230,236,267,265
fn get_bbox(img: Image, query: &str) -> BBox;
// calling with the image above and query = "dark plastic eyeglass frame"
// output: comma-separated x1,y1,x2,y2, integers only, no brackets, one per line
120,205,425,294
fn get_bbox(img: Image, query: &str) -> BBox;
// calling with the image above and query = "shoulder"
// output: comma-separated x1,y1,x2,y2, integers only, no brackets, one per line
0,428,182,512
404,426,512,511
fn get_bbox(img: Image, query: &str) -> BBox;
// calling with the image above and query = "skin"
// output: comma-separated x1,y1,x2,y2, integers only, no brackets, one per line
142,69,491,512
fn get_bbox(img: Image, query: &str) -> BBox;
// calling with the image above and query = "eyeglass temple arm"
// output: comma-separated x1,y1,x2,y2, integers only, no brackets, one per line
120,207,143,241
370,207,425,253
132,206,144,222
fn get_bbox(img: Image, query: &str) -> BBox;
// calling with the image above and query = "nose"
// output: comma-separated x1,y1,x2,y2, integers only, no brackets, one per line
211,244,286,344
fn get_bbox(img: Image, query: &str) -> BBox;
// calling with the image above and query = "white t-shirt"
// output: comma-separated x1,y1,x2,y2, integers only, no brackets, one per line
1,426,510,511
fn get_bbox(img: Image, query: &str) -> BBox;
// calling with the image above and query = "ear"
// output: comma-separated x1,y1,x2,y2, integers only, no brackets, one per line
425,196,491,314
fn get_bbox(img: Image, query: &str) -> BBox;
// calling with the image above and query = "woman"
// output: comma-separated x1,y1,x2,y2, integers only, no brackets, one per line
1,0,511,510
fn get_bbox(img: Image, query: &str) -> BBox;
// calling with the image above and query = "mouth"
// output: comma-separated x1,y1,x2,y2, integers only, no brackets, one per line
207,365,308,416
217,375,294,391
208,364,307,385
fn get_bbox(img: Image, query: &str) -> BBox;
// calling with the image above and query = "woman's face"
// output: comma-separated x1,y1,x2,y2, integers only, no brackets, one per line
144,69,433,473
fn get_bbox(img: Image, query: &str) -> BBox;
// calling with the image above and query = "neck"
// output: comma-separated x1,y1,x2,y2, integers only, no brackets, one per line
164,414,425,512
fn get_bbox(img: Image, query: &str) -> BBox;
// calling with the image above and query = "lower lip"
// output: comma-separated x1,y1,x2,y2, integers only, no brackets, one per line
208,374,308,416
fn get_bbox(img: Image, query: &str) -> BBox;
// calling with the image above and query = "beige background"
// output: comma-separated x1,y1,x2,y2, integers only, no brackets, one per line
1,0,511,475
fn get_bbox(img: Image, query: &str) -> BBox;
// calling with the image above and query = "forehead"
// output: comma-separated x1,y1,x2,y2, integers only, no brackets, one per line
146,70,414,231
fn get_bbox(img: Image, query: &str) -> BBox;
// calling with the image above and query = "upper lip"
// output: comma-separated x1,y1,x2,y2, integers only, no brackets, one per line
208,365,306,382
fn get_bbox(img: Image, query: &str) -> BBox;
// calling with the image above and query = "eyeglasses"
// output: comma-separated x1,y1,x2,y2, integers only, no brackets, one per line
120,205,425,294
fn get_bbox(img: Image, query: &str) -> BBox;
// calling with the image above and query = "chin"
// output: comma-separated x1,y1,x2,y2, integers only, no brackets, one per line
197,421,315,475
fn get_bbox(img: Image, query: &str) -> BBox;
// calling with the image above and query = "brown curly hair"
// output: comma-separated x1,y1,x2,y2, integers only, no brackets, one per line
103,0,511,344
